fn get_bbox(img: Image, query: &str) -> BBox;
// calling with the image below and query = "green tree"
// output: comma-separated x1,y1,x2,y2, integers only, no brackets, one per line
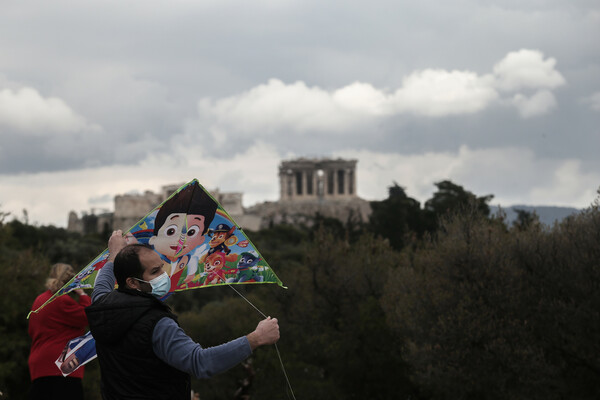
512,208,539,231
511,206,600,398
382,205,600,399
277,227,416,399
425,180,493,219
369,182,432,251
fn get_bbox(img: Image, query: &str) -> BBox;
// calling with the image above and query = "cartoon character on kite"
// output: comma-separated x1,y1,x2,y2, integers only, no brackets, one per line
201,252,236,285
206,223,238,256
230,251,265,283
148,184,217,285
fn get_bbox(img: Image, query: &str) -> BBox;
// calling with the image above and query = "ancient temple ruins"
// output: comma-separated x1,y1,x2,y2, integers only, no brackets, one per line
68,157,371,233
248,157,370,228
278,158,357,201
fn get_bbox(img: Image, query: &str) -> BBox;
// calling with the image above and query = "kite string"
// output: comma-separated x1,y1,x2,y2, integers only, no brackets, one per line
227,283,267,318
227,284,297,400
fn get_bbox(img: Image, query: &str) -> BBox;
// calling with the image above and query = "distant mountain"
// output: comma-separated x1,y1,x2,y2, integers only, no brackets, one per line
490,205,582,227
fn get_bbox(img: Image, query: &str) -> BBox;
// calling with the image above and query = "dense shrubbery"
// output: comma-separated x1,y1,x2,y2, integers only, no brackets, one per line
1,183,598,399
383,205,600,399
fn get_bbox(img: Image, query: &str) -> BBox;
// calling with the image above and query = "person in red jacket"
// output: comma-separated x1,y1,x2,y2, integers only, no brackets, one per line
28,263,91,400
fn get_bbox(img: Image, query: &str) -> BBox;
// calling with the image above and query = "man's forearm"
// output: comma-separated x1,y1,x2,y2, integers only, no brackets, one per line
153,317,252,379
91,261,116,302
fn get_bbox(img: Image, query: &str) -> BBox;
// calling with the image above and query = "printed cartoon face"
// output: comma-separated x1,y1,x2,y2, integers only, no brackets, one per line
149,213,206,261
238,253,259,268
209,231,228,248
204,253,225,273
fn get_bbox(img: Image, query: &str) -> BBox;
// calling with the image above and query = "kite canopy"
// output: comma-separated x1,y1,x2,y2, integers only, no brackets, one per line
29,179,285,316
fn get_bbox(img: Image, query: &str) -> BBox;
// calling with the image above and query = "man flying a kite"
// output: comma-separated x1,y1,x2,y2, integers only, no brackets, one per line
85,230,280,400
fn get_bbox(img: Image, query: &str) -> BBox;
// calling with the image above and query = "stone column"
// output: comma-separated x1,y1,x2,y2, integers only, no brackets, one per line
336,169,345,196
331,168,336,197
302,170,307,198
280,174,286,200
307,170,315,197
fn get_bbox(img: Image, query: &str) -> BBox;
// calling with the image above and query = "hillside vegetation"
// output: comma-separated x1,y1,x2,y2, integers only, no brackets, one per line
1,182,598,400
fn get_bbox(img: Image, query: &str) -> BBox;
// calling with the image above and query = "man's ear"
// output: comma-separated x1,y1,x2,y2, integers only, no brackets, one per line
149,235,156,245
125,277,140,290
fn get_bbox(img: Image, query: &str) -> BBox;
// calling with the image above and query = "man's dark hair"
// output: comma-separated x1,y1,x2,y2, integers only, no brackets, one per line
114,244,153,288
153,182,218,236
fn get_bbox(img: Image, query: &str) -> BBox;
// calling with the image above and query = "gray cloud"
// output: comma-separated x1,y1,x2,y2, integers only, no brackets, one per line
585,91,600,111
0,87,97,134
0,0,599,225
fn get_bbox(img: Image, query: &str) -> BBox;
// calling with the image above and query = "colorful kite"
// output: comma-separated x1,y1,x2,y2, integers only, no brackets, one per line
29,179,285,316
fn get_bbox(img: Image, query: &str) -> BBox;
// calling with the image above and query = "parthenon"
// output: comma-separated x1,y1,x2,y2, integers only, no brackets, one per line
278,158,357,201
68,157,369,233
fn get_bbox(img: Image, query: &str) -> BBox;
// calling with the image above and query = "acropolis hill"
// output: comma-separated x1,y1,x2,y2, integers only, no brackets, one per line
67,158,372,234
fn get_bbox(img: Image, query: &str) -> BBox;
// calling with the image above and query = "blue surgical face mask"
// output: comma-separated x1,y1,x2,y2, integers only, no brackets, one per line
135,272,171,298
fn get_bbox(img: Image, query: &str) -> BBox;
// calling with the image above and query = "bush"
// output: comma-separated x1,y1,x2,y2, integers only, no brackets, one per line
383,205,600,399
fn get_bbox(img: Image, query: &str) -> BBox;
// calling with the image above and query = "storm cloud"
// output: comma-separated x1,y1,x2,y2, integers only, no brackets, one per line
0,0,598,226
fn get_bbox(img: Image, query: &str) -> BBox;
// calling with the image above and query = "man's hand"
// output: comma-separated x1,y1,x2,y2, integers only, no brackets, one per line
107,230,127,262
125,232,138,245
247,317,280,350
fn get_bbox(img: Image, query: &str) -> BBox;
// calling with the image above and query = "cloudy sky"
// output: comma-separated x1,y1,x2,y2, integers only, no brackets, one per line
1,0,599,227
